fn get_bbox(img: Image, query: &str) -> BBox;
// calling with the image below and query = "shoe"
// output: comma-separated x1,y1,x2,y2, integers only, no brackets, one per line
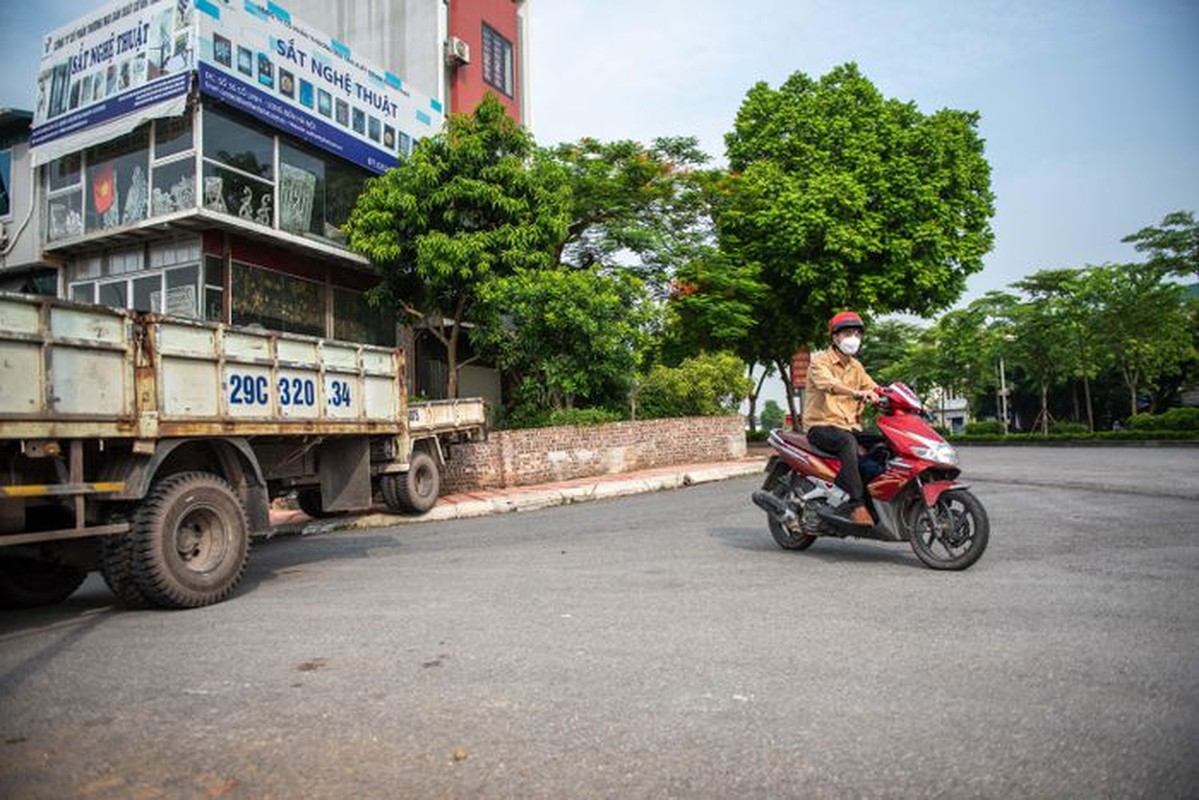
817,502,873,530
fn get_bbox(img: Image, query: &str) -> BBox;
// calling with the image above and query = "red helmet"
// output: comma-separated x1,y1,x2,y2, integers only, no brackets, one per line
828,311,864,335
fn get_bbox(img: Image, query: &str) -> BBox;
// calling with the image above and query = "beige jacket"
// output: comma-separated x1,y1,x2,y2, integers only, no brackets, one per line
801,346,878,431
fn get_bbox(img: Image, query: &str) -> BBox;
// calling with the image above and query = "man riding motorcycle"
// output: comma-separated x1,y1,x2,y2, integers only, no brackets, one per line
802,311,880,528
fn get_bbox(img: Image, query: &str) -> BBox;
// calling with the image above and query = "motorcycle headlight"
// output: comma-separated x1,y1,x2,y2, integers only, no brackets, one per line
911,440,959,466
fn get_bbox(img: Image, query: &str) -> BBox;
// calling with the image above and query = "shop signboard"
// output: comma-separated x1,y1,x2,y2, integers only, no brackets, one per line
31,0,195,159
195,1,443,174
31,0,444,176
791,349,811,389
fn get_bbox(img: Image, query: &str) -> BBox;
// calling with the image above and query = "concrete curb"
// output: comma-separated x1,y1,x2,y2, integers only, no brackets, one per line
277,459,768,535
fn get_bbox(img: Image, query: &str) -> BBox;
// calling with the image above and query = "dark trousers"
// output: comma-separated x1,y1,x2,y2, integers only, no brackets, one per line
806,426,866,507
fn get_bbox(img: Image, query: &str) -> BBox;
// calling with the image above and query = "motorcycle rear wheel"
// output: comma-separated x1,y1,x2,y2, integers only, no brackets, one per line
908,488,989,570
762,467,817,551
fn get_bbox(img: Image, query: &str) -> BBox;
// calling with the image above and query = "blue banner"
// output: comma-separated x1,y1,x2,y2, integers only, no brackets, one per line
30,72,191,149
199,64,397,175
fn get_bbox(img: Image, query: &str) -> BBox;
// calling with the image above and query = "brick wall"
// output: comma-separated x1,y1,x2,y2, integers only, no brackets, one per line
442,415,747,492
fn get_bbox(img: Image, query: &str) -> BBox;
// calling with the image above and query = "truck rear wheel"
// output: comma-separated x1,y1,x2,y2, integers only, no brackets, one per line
100,526,154,609
130,472,250,609
0,557,87,609
381,451,440,514
295,488,344,519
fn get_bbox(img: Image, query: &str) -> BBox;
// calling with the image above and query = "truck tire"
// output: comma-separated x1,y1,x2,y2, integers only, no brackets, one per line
0,557,87,609
296,488,343,519
381,451,440,514
130,472,250,609
100,529,154,609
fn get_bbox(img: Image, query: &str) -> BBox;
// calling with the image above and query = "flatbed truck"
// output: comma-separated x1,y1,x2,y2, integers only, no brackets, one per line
0,291,485,609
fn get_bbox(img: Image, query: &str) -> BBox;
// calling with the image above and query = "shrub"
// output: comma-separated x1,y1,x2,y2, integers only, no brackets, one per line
1050,421,1090,435
637,352,752,420
1128,407,1199,431
544,408,625,428
501,405,625,430
759,400,786,431
964,420,1004,436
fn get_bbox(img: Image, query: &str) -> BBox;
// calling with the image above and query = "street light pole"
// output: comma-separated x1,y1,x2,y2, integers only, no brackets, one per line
999,354,1009,435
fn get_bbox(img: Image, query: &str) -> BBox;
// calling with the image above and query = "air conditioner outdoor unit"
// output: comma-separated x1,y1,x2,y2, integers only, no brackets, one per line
446,36,470,66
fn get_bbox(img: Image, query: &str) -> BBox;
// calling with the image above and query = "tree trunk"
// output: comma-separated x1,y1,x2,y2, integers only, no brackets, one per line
746,365,759,433
776,358,799,431
1120,364,1139,419
1040,379,1050,435
445,322,459,399
745,364,770,433
1083,375,1094,432
444,296,469,399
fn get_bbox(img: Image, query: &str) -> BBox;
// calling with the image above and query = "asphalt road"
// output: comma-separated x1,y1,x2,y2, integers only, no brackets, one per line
1,446,1197,799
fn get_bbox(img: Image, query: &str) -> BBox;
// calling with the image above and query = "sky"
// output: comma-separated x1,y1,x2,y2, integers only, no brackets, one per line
2,0,1196,309
525,0,1199,305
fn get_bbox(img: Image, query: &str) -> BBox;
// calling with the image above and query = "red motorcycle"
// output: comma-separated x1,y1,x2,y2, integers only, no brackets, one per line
751,382,989,570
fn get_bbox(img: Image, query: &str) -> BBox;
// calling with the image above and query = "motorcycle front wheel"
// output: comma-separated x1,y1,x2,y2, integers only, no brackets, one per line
762,465,817,551
907,488,989,570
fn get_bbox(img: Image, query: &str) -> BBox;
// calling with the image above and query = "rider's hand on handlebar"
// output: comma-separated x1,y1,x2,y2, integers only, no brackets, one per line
853,388,881,405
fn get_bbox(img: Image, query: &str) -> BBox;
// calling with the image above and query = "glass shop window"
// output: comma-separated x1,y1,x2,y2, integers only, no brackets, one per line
202,106,275,226
279,140,368,243
150,114,196,218
84,128,150,233
231,261,325,337
46,153,83,242
333,287,396,346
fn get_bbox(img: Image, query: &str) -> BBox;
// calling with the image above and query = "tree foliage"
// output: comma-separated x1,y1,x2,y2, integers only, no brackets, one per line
345,94,571,397
546,136,713,282
1122,209,1199,283
636,352,752,420
471,266,652,413
719,63,995,352
1084,263,1193,417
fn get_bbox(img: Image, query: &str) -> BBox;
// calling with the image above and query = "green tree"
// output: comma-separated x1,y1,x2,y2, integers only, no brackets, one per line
1086,263,1194,417
663,251,763,358
859,318,923,383
471,266,652,413
636,351,752,419
1122,210,1199,283
759,399,786,430
719,63,995,363
547,136,713,282
1013,268,1104,430
986,289,1074,435
345,94,571,397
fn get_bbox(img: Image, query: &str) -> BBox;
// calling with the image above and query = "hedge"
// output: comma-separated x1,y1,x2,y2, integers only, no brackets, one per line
947,430,1199,443
1127,407,1199,431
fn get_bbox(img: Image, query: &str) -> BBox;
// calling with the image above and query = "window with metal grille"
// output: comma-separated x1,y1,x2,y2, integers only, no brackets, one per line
481,24,514,97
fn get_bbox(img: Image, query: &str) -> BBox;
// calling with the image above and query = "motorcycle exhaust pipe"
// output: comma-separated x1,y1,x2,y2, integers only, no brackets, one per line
752,490,790,520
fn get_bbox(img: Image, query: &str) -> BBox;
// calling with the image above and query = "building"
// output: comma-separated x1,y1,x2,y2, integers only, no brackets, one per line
0,108,55,293
2,0,530,405
281,0,530,127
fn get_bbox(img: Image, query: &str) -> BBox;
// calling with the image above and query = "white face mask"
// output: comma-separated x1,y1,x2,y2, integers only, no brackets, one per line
837,335,861,356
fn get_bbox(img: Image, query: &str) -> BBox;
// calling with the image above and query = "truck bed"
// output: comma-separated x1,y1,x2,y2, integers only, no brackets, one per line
0,292,488,441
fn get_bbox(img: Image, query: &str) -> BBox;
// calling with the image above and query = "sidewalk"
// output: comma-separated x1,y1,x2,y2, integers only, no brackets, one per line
269,457,770,535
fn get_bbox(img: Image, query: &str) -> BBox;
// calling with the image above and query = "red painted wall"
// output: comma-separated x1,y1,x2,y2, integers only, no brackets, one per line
448,0,522,123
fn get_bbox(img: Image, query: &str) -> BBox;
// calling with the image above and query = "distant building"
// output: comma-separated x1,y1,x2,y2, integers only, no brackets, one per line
0,0,529,406
927,387,970,434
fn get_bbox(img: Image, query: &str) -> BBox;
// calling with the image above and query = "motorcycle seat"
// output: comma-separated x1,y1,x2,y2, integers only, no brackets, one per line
777,430,839,460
